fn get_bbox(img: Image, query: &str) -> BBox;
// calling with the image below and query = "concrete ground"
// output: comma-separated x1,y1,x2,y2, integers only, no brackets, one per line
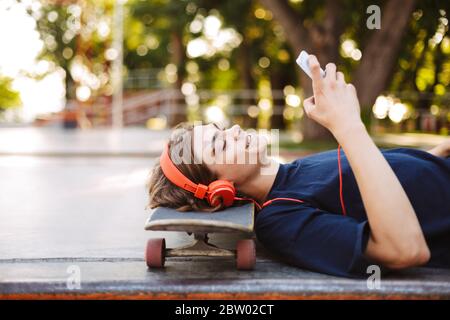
1,127,449,299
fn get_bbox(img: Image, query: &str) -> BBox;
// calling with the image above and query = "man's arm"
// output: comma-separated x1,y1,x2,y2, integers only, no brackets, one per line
303,56,430,269
334,124,430,268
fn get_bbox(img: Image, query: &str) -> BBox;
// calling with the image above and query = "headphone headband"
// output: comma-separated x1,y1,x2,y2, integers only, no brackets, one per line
159,142,237,207
159,143,208,199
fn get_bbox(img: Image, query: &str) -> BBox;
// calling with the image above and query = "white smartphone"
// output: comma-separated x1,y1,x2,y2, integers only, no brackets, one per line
296,50,326,79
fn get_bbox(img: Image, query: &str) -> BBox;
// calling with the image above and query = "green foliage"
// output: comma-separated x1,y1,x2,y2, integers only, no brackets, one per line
307,0,447,116
33,1,114,99
125,0,191,70
25,0,450,114
0,77,21,111
389,0,449,107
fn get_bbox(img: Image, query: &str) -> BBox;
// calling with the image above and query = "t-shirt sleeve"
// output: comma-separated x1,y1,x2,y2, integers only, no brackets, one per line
255,201,383,278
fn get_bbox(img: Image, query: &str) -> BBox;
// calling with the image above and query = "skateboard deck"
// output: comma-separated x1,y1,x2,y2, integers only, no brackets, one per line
144,203,257,270
145,203,255,234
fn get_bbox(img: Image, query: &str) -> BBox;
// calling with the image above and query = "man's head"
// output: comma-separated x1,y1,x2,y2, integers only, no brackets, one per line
147,122,269,212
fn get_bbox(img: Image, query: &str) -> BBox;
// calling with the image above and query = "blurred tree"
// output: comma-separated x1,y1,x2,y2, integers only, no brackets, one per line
258,0,423,138
35,1,83,100
28,0,448,134
195,0,260,128
0,77,21,111
128,0,191,124
34,0,115,127
390,2,449,102
195,0,298,129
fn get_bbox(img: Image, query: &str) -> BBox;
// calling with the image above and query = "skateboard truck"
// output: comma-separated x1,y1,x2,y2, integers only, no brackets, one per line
144,204,256,270
166,233,235,257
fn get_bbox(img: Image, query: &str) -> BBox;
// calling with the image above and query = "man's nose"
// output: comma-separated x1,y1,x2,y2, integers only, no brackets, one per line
228,124,242,139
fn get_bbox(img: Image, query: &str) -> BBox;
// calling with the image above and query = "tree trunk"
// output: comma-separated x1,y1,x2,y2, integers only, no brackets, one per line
301,0,342,139
259,0,309,54
353,0,417,108
269,69,288,130
237,40,258,128
170,29,187,126
259,0,340,139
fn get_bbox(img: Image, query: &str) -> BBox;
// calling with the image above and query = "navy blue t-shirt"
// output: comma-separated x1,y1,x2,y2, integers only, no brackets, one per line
254,148,450,278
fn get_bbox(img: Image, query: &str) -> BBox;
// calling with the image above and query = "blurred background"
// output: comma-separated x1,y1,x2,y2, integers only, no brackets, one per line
0,0,449,265
0,0,448,143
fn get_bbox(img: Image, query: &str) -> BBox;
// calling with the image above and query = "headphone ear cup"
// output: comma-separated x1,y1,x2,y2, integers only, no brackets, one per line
207,180,236,207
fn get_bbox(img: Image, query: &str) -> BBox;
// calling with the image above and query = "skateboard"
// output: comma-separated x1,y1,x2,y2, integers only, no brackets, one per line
144,203,256,270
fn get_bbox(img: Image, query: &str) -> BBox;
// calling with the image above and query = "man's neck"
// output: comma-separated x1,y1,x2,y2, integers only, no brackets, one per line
237,158,280,204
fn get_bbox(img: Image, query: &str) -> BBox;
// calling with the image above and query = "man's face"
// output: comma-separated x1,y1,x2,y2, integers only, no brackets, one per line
191,122,269,183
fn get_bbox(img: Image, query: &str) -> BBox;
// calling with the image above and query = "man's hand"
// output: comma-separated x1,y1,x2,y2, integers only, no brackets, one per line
427,139,450,158
303,55,363,139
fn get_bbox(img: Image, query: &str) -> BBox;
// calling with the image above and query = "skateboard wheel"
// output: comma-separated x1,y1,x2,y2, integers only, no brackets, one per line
236,239,256,270
145,238,166,268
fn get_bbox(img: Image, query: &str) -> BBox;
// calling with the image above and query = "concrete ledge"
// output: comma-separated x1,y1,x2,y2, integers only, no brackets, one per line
1,258,449,300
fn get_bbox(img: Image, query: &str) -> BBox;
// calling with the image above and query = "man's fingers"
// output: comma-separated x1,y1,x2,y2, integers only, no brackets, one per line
337,71,345,84
347,83,356,93
303,96,316,117
308,55,323,94
325,63,337,83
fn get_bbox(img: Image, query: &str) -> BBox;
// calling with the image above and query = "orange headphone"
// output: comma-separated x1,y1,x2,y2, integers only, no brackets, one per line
159,143,237,207
159,142,347,215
